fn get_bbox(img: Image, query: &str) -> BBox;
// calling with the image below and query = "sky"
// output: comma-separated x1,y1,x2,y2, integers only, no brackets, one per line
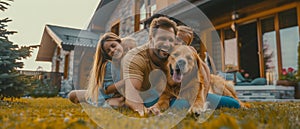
0,0,100,71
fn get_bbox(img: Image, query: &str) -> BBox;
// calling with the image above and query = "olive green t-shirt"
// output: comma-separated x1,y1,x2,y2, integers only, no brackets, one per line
122,43,161,91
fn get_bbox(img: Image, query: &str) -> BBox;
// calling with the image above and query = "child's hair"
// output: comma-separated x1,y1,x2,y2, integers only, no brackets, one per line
86,32,121,103
177,25,207,60
121,37,137,53
177,25,194,46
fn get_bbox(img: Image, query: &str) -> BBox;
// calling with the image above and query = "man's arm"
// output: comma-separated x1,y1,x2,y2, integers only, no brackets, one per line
125,78,147,116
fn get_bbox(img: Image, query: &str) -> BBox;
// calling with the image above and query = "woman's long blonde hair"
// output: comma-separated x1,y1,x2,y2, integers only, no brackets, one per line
86,32,121,103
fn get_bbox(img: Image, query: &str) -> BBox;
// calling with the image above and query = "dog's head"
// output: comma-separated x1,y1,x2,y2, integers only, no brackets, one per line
168,45,203,83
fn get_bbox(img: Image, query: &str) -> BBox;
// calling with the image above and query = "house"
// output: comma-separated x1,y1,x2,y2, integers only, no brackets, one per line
36,24,100,89
87,0,299,99
89,0,300,81
37,0,299,98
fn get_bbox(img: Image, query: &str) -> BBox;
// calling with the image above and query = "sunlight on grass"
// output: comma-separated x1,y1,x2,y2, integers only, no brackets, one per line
0,98,299,129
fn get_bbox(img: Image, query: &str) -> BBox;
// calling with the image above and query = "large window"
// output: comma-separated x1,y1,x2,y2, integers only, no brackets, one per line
210,4,300,80
261,16,278,79
212,30,222,71
279,8,299,71
224,28,238,71
135,0,156,31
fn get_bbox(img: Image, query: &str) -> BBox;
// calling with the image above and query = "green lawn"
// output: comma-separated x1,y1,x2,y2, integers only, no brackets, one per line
0,98,299,129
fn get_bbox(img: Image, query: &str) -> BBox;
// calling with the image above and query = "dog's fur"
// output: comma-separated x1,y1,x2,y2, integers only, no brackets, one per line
149,45,249,115
149,45,210,114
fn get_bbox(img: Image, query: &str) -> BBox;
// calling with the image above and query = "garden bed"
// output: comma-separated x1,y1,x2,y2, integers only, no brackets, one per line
0,98,299,129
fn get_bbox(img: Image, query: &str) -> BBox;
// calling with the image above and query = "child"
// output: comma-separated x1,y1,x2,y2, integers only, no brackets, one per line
121,37,137,53
111,37,137,83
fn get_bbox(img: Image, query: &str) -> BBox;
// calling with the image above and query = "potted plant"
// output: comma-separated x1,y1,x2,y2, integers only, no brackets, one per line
277,67,297,86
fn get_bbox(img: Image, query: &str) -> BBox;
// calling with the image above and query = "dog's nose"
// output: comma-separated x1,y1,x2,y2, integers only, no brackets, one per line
176,59,186,69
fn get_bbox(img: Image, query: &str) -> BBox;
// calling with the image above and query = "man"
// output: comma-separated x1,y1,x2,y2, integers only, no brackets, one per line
122,17,185,116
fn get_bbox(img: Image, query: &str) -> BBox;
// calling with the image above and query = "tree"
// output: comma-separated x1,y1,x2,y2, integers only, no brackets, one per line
0,0,33,100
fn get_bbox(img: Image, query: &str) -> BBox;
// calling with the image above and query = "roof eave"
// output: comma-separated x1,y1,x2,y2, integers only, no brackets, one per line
36,26,60,62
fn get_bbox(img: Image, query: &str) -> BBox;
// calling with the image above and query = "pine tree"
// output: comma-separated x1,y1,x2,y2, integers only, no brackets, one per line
0,0,33,99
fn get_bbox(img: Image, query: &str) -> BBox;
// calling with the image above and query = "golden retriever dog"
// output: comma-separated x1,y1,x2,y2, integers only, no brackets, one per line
209,74,250,108
149,45,249,115
149,45,210,115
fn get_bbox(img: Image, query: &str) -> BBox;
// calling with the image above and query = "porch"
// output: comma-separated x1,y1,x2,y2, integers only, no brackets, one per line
234,85,296,101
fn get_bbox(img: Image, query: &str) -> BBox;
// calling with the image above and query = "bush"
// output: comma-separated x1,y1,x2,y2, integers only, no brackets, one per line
30,80,60,98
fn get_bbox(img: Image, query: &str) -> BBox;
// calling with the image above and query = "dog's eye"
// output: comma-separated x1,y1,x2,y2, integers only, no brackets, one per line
186,55,192,60
173,53,179,57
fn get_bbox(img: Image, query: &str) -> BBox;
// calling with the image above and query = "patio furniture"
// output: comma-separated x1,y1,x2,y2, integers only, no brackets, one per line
235,72,267,85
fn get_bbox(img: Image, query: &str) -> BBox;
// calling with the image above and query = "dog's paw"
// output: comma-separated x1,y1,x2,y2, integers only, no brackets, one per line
189,102,209,115
148,106,162,116
240,102,251,108
189,106,205,115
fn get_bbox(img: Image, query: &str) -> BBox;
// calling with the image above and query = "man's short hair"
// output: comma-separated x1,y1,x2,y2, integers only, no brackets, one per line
149,17,177,39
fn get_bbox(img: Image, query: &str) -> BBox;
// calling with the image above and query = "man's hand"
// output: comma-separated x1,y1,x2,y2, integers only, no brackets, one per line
125,78,148,116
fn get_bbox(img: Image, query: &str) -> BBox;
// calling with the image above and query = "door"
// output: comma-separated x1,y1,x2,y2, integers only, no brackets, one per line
238,22,260,79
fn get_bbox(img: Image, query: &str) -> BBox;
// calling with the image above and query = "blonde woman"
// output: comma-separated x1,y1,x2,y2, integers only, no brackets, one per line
69,33,137,108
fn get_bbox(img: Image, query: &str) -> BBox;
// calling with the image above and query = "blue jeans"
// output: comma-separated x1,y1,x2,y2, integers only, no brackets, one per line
144,97,190,109
143,90,240,109
142,89,190,109
207,93,240,109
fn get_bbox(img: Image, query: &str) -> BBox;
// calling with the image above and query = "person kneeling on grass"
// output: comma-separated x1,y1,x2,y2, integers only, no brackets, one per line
68,33,137,107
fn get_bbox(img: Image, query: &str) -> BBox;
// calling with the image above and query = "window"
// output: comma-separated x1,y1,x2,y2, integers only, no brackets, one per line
279,8,299,71
111,22,120,35
212,30,222,71
135,0,156,31
224,28,238,71
261,16,278,79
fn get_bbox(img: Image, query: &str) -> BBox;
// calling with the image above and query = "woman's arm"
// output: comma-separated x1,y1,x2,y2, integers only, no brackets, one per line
104,80,125,94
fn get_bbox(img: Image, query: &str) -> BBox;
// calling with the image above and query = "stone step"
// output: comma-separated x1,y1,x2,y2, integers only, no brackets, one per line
238,95,276,99
234,85,295,99
240,99,300,102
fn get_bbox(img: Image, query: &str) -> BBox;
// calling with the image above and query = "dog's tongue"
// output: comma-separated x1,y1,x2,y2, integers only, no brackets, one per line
172,71,183,83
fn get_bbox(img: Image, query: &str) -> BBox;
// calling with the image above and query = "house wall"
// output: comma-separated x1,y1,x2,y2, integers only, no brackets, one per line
68,51,74,79
107,0,135,38
51,47,59,72
105,0,181,45
73,46,95,89
156,0,179,11
51,47,74,80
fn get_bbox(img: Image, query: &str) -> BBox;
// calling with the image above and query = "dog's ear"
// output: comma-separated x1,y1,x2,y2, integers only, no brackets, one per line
193,52,205,84
193,52,211,88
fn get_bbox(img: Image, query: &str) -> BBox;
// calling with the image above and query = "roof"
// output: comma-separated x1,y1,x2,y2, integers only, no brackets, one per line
87,0,120,32
46,24,100,47
36,24,101,62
